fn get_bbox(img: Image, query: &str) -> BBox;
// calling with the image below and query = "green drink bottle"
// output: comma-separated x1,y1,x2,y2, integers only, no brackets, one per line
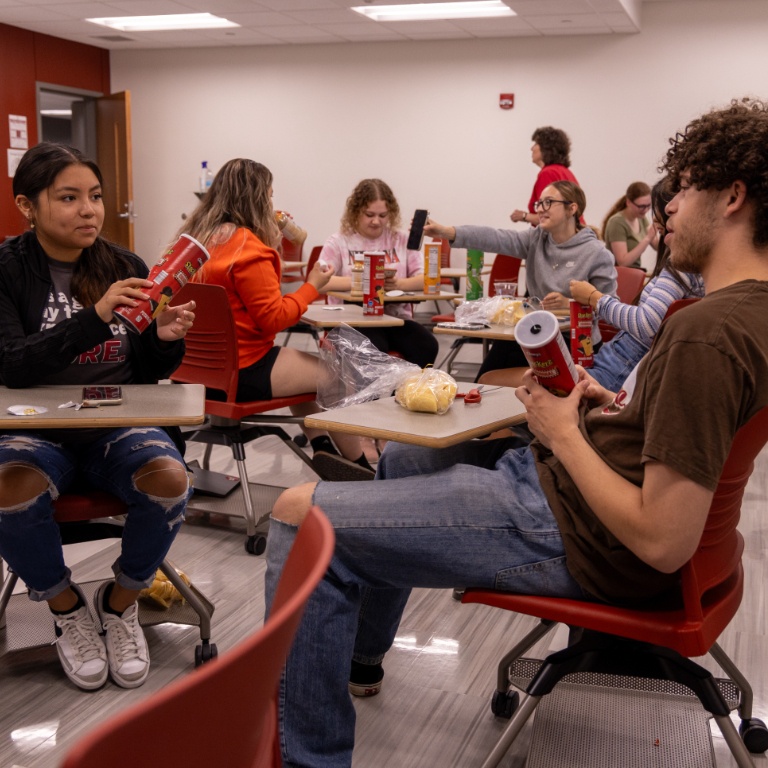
466,249,484,300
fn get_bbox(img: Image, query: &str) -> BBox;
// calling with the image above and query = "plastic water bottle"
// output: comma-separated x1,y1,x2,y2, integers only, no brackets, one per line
199,161,213,194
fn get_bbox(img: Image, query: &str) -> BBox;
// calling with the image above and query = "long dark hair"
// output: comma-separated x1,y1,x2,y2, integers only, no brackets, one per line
13,142,133,307
628,176,684,305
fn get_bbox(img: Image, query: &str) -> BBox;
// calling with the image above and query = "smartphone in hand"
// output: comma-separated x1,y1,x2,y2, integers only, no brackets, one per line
407,209,429,252
82,386,123,407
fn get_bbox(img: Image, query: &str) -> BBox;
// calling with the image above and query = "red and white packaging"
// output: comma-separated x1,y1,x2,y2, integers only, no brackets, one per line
363,252,385,316
114,234,209,333
515,310,578,397
569,300,594,368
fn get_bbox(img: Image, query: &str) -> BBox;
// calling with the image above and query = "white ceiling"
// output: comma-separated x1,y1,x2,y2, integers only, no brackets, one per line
0,0,680,50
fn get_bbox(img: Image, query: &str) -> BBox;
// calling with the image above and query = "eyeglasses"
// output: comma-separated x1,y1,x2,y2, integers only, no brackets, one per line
632,200,652,211
533,198,572,212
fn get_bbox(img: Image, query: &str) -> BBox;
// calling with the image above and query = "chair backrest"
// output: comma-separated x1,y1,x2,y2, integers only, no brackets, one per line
661,299,767,621
615,265,646,303
488,254,521,296
280,235,304,264
681,406,768,621
60,505,335,768
170,282,241,402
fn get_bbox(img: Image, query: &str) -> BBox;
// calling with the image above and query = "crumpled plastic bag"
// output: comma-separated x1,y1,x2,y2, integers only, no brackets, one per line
395,368,458,414
455,296,541,326
317,325,422,410
139,567,191,609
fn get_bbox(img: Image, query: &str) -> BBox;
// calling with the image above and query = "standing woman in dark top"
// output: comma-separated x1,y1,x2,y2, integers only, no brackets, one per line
0,143,195,691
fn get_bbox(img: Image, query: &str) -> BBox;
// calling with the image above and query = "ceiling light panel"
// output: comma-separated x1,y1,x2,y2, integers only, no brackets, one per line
351,1,516,23
86,14,240,32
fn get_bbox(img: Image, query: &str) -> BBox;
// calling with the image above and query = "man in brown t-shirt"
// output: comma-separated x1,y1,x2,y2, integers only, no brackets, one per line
262,99,768,767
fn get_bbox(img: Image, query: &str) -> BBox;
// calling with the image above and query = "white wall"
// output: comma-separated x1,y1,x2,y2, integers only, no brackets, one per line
111,0,768,271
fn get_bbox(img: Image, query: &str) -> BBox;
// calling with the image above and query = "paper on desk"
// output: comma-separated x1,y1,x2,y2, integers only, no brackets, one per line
7,405,48,416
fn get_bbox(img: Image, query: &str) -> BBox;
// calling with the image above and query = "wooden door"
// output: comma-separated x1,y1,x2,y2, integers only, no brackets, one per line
96,91,134,251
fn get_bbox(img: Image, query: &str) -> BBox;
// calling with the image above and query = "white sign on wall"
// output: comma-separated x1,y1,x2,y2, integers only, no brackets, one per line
9,115,28,149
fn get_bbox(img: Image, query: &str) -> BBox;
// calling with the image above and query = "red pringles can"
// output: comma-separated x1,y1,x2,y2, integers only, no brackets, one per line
569,300,594,368
515,310,578,397
114,234,210,333
363,251,385,316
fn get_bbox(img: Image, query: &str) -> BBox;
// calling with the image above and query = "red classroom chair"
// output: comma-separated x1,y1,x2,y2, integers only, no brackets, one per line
60,505,335,768
433,254,522,373
0,491,216,666
461,297,768,766
597,265,647,343
171,282,317,554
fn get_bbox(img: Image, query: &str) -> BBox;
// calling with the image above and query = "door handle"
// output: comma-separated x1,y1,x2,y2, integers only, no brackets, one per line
119,201,137,220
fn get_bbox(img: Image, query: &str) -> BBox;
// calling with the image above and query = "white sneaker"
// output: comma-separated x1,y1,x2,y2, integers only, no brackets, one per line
94,582,150,689
53,584,108,691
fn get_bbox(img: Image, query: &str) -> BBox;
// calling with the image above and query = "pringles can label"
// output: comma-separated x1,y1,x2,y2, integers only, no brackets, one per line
569,300,594,368
515,310,578,397
114,233,209,333
363,252,385,315
423,242,441,295
466,249,484,300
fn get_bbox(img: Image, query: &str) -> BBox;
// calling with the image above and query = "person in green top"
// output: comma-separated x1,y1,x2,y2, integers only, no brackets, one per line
601,181,659,268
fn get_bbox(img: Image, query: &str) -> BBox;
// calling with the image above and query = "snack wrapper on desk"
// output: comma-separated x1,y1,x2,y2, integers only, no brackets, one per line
455,296,528,326
395,368,458,415
317,325,420,409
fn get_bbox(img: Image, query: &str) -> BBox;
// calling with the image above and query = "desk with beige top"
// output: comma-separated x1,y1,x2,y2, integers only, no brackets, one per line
304,386,526,449
300,304,404,328
326,289,462,304
0,383,205,430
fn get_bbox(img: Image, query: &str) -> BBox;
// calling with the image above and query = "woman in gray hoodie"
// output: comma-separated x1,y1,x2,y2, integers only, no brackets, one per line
424,180,617,378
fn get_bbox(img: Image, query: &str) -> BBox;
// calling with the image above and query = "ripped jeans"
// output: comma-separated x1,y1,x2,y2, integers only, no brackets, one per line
0,427,190,602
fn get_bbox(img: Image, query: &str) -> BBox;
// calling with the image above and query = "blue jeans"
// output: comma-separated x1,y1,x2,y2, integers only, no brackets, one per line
589,331,648,392
0,427,189,601
265,438,588,768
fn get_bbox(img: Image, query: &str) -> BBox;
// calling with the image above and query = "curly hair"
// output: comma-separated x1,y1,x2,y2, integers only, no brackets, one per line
661,98,768,248
340,179,401,234
531,126,571,167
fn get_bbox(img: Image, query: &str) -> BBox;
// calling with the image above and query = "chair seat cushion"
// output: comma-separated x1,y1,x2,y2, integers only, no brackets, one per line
205,393,315,421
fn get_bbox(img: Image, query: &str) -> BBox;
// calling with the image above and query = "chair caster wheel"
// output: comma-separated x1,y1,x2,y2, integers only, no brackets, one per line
740,718,768,753
293,434,308,448
245,534,267,555
491,689,520,719
195,641,218,667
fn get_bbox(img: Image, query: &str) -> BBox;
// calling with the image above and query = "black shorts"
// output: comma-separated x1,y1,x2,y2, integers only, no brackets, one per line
236,346,281,401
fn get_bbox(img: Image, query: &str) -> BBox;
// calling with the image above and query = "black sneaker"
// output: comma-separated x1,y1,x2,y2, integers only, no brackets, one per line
349,660,384,697
312,452,375,482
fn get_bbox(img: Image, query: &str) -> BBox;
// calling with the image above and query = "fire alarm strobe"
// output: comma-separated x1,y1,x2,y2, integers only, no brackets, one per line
499,93,514,110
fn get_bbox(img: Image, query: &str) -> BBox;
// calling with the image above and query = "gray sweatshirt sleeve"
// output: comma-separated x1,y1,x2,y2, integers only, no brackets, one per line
453,225,531,261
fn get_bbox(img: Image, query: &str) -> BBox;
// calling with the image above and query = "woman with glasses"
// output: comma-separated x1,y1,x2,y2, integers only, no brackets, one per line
510,126,581,227
600,181,659,268
475,178,704,393
424,180,616,380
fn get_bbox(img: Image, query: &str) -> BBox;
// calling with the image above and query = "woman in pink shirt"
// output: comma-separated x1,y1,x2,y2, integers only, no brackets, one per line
320,179,438,368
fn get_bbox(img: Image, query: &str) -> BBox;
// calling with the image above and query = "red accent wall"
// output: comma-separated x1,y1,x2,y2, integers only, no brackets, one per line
0,23,110,239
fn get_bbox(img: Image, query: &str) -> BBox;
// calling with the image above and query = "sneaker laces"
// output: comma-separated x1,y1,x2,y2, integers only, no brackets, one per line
102,608,145,664
55,610,104,663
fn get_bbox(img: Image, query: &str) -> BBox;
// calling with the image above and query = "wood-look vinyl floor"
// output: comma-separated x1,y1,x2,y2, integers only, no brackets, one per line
0,328,766,767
